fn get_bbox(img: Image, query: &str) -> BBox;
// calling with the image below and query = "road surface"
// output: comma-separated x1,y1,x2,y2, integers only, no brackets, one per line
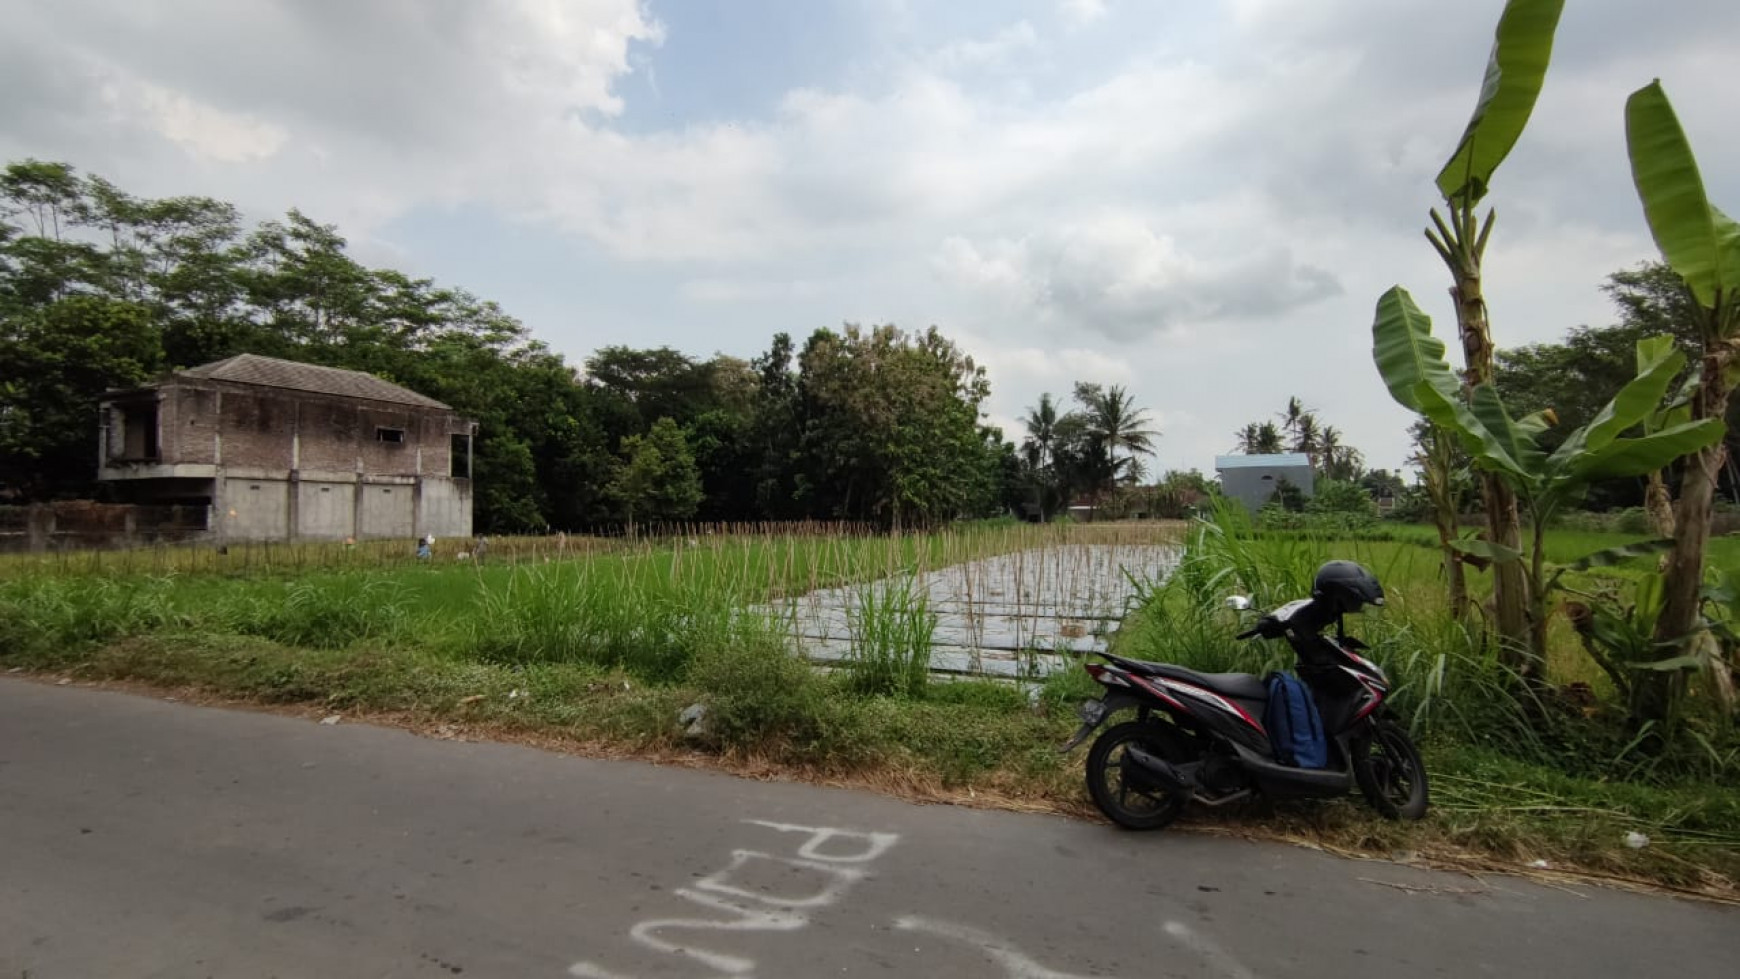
2,678,1734,978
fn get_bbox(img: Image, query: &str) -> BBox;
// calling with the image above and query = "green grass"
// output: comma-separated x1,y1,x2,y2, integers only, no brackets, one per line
4,517,1738,894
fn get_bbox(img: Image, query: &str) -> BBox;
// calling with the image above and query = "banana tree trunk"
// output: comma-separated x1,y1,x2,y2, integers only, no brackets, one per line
1423,425,1469,619
1448,256,1534,672
1435,513,1470,620
1639,348,1735,722
1645,471,1676,537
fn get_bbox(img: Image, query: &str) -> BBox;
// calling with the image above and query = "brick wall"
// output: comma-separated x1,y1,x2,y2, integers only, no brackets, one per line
171,387,220,464
219,391,295,469
143,381,466,480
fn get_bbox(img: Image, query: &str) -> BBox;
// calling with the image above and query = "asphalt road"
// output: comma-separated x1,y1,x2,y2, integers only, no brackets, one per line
2,679,1735,978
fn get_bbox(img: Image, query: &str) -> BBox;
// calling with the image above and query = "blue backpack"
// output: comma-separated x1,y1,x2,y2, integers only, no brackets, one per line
1264,672,1328,769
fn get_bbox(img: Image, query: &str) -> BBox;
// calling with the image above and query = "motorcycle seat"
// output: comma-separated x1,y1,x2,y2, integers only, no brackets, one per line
1120,660,1268,701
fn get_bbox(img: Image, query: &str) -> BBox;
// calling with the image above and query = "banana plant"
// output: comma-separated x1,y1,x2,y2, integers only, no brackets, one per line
1625,79,1740,722
1419,0,1566,665
1373,286,1726,667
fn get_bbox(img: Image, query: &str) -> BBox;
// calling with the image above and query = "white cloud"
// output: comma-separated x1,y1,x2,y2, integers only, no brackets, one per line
932,21,1039,72
939,215,1340,341
681,277,827,304
1060,0,1110,29
101,77,288,164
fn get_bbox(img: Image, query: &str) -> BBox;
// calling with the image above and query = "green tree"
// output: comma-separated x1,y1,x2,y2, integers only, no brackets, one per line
1233,421,1285,455
1020,392,1062,520
1073,382,1159,489
1373,288,1722,673
608,417,703,533
1377,0,1567,663
0,296,162,496
1624,80,1740,722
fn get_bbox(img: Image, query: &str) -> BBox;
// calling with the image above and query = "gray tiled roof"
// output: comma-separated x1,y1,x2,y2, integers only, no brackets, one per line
177,354,450,410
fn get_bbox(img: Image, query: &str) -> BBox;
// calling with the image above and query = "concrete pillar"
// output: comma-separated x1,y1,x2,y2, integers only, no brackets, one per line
287,470,302,540
352,477,366,540
27,504,52,554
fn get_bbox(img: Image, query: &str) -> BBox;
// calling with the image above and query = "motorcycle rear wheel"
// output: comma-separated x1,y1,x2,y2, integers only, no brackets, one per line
1085,721,1193,830
1352,718,1429,820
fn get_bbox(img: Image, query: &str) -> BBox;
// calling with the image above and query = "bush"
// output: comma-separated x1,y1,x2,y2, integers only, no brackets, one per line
687,637,872,763
1307,478,1379,519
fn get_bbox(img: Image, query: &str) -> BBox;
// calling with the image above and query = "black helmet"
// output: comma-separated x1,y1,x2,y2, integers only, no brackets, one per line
1312,560,1384,614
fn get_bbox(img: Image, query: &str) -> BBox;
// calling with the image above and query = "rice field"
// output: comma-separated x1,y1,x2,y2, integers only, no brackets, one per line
0,520,1189,686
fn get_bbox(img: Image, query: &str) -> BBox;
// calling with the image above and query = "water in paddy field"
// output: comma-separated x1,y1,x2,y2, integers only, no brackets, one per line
759,543,1182,680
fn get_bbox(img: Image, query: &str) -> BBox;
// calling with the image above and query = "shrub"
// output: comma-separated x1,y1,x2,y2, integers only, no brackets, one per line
687,637,874,764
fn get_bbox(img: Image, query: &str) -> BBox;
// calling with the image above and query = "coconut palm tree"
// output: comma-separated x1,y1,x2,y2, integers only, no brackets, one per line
1319,426,1364,481
1079,384,1159,485
1021,393,1060,470
1021,393,1062,519
1290,413,1322,462
1277,396,1310,440
1233,421,1285,455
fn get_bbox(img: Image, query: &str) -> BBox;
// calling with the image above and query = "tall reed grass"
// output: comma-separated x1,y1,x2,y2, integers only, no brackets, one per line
842,574,937,698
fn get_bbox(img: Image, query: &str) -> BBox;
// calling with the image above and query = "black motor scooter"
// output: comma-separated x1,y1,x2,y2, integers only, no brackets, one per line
1061,561,1428,830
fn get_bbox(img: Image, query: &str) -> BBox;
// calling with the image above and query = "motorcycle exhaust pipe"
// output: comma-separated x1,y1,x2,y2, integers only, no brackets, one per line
1123,745,1190,795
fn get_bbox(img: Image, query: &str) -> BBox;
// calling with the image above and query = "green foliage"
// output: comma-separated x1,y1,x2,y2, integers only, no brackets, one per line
1020,384,1161,513
1435,0,1567,205
1625,82,1740,316
1374,293,1724,532
1306,479,1378,518
0,161,1027,529
1125,506,1740,785
842,575,937,699
1233,397,1365,482
608,417,703,528
0,295,161,494
791,325,1006,527
687,636,867,759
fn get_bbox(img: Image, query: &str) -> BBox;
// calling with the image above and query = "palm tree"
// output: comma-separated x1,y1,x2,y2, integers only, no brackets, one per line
1233,422,1279,455
1081,384,1159,485
1021,393,1059,470
1277,396,1311,440
1290,413,1322,462
1233,423,1259,454
1319,426,1364,482
1021,393,1062,519
1251,421,1284,454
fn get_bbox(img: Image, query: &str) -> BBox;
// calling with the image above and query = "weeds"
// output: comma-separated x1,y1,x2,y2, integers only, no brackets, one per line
842,574,937,698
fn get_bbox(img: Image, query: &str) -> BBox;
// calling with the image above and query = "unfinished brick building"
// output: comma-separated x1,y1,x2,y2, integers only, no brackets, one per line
98,354,476,542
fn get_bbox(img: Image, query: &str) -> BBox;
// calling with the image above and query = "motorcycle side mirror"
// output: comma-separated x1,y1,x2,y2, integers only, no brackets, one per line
1224,595,1252,611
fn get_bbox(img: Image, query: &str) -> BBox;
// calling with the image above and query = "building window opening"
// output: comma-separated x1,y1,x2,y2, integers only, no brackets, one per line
451,433,473,478
121,404,161,460
376,427,405,444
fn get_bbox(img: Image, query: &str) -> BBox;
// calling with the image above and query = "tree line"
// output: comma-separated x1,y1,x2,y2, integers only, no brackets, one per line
0,160,1030,530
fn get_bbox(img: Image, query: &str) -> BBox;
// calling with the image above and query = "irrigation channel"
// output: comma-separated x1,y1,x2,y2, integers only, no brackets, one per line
759,543,1181,681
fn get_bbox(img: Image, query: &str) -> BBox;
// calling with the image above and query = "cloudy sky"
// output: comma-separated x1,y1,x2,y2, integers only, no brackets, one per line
5,0,1738,474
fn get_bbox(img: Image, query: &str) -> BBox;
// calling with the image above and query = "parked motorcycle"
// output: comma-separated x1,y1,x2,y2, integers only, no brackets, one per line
1062,560,1428,829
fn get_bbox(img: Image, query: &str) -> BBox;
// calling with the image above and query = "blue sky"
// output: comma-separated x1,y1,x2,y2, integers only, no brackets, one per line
4,0,1738,475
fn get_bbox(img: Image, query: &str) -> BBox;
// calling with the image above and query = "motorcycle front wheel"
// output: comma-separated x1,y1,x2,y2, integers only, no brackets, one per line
1084,721,1193,831
1352,718,1429,820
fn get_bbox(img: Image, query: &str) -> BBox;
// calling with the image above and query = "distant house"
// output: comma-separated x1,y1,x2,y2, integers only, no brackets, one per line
98,354,476,542
1214,453,1315,513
